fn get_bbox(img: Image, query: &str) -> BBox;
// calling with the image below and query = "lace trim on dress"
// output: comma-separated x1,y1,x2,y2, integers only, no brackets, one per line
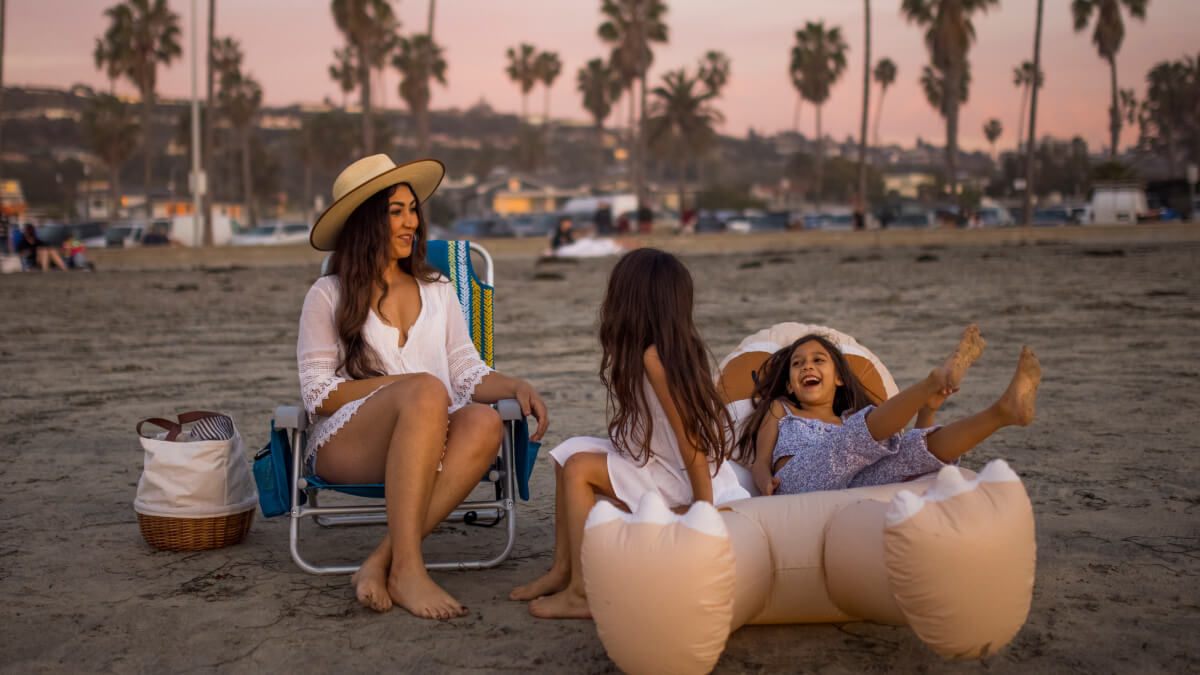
303,383,389,466
299,353,346,415
447,343,491,411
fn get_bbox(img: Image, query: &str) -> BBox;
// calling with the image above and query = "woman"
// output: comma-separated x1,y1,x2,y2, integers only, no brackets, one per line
298,154,548,620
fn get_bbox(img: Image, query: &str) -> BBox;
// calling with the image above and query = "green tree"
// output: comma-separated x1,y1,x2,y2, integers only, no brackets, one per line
902,0,998,197
214,38,262,225
1071,0,1150,158
328,46,357,109
790,20,848,210
82,93,139,219
94,0,182,216
577,57,624,185
920,62,971,118
1138,56,1197,176
535,50,562,125
983,118,1003,160
872,57,896,145
645,68,724,220
1013,61,1044,154
393,33,446,157
331,0,400,155
598,0,670,208
697,50,731,96
858,0,872,220
505,43,539,120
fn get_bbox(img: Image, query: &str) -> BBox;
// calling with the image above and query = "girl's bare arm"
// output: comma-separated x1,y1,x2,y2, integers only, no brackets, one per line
752,400,785,495
644,346,714,504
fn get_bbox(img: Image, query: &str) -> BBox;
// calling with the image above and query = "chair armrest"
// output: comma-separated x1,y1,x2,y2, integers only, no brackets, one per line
275,405,308,432
494,398,523,422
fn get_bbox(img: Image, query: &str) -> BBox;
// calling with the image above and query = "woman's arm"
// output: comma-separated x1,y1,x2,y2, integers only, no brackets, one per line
751,400,785,495
644,346,714,504
471,372,549,442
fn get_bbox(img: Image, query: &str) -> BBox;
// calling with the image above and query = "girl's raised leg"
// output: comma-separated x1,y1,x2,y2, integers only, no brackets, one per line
866,324,985,441
510,460,571,600
529,452,622,619
925,346,1041,462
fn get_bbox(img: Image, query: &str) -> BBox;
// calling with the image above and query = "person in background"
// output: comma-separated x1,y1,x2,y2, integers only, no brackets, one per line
549,215,575,252
594,203,613,236
16,224,68,271
62,231,95,270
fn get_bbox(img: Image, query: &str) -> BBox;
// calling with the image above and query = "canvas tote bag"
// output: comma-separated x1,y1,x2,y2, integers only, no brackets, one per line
134,411,258,519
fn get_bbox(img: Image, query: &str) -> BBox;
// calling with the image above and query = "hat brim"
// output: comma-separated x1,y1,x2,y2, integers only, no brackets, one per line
310,158,446,251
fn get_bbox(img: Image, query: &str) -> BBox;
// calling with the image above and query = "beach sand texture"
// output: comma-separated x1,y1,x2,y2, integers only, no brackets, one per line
1,228,1198,673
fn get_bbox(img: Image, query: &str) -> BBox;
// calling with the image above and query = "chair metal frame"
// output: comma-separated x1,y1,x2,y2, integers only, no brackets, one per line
273,241,521,575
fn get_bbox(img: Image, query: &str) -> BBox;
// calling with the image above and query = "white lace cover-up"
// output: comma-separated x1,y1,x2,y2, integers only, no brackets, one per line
296,274,493,471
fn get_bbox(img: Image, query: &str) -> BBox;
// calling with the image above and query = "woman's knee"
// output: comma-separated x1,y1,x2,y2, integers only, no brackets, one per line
453,404,502,455
381,373,450,415
562,452,606,485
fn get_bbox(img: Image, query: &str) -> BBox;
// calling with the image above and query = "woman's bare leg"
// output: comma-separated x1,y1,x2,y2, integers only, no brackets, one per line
316,374,464,619
529,453,622,619
866,324,985,441
510,460,571,600
925,346,1041,462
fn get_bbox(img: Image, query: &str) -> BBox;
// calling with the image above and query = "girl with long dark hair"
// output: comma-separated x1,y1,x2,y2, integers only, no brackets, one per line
738,327,1041,496
509,248,749,619
297,155,548,620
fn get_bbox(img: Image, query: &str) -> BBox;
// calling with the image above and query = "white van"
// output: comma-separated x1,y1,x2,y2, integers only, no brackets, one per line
151,214,240,246
1089,184,1147,225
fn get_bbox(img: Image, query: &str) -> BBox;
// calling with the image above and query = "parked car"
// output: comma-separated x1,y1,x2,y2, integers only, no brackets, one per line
978,207,1015,227
508,212,559,238
693,211,725,233
448,216,515,239
1031,207,1071,226
1090,184,1147,224
889,211,935,228
103,221,147,247
231,221,312,246
36,221,106,247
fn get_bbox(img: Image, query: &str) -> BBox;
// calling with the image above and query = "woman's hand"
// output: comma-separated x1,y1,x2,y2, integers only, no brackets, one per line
514,379,549,442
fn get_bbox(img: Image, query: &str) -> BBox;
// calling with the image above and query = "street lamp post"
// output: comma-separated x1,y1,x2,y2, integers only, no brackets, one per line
1188,163,1198,224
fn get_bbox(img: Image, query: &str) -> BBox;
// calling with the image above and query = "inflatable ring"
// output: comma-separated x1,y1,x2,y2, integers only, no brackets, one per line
581,324,1037,673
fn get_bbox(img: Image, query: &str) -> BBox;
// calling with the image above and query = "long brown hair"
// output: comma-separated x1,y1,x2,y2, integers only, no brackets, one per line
325,182,440,379
599,248,733,471
734,334,876,464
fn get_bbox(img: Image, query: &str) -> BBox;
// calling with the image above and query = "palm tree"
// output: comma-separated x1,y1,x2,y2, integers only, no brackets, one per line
901,0,998,198
214,38,262,226
598,0,670,208
697,50,731,96
1023,0,1046,226
645,68,723,222
393,34,446,157
920,62,971,117
790,20,848,210
95,0,182,217
578,57,624,185
535,50,562,125
202,0,215,245
1071,0,1150,157
1012,61,1044,154
983,118,1003,160
505,43,539,120
1139,59,1189,176
329,46,357,109
872,57,896,145
331,0,400,155
93,9,131,95
857,0,872,225
82,94,140,219
0,0,6,179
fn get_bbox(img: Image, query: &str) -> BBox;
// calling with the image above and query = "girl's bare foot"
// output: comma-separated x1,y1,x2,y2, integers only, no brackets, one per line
387,564,468,620
510,564,569,601
933,324,986,391
528,587,592,619
997,346,1041,426
351,550,393,613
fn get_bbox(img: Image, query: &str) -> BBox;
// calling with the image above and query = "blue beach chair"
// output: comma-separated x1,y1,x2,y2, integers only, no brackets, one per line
270,240,539,574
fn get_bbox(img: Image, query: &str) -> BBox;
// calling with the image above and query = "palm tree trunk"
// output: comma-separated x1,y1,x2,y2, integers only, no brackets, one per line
857,0,871,222
594,120,605,187
427,0,436,39
303,164,313,225
543,85,551,126
1016,83,1029,155
944,62,961,199
142,85,154,217
793,93,802,133
1023,0,1045,226
0,0,6,180
109,157,121,220
873,86,886,146
203,0,215,245
677,159,686,229
417,103,430,156
636,74,647,208
241,127,253,226
359,48,373,154
1107,54,1120,158
814,103,824,213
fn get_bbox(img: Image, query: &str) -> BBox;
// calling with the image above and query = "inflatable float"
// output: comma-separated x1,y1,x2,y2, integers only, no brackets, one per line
580,323,1037,674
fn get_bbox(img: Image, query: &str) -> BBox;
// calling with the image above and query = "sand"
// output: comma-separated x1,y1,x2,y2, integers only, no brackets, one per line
1,225,1198,673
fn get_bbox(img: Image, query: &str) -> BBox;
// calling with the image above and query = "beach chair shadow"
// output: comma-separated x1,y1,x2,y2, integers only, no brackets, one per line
271,240,538,574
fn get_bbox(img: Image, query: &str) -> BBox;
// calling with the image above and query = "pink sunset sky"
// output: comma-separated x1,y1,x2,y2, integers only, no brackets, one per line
7,0,1197,154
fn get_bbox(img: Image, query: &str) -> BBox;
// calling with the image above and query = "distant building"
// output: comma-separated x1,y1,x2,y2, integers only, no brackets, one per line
884,171,937,198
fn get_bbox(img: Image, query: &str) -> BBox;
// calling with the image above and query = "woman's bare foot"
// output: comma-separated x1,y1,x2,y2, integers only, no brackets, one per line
528,587,592,619
351,548,393,613
997,346,1041,426
933,324,986,391
387,564,468,620
510,564,569,601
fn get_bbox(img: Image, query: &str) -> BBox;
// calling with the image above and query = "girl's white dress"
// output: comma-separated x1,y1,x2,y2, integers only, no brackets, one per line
296,274,493,471
549,378,750,508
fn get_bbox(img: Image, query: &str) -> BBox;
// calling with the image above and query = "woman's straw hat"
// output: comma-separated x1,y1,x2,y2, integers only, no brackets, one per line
310,154,445,251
